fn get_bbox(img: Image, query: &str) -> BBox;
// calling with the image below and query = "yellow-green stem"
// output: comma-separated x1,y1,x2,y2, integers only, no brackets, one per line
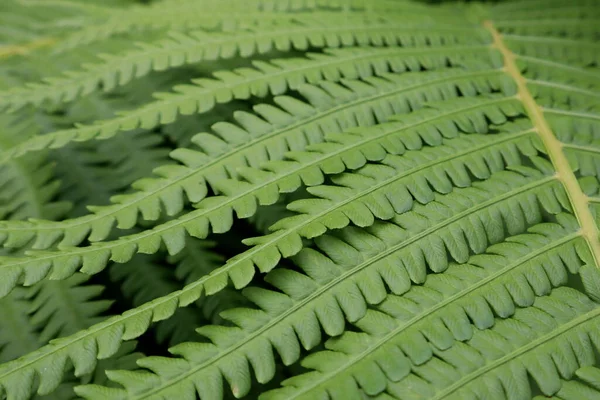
484,20,600,267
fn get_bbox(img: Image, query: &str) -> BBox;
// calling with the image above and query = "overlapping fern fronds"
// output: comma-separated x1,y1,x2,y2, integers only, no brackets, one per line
0,0,599,399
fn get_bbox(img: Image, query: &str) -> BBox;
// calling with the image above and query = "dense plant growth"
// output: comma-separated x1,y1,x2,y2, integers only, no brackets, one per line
0,0,599,399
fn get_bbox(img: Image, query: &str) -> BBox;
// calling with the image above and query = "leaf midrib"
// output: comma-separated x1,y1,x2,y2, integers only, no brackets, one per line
563,143,600,155
503,34,600,48
493,18,600,27
485,20,600,266
517,55,600,80
527,79,600,99
543,108,600,121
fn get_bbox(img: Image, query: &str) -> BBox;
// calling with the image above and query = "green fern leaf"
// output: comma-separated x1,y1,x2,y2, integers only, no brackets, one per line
262,265,599,399
0,96,527,298
0,21,488,114
71,170,573,400
0,66,509,251
1,1,599,399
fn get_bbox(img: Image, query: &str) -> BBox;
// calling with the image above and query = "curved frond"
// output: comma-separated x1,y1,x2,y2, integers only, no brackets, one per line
0,22,489,113
0,114,69,224
0,96,527,298
259,226,598,399
0,105,538,400
0,44,498,163
0,66,509,250
56,0,461,50
73,169,570,399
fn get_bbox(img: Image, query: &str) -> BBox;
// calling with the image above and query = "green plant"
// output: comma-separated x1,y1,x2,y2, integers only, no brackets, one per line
0,0,599,399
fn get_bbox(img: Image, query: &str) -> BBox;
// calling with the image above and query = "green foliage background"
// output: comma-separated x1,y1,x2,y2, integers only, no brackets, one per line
0,0,599,399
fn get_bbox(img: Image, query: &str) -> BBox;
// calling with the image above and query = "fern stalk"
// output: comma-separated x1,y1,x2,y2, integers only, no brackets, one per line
484,20,600,266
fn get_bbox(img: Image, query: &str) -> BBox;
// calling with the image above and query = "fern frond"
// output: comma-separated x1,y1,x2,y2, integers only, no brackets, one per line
58,11,444,53
1,1,599,399
0,94,117,399
167,239,246,325
400,291,598,400
0,0,96,51
527,80,600,112
492,0,599,13
260,229,598,399
56,129,170,216
71,169,569,400
0,43,497,156
0,122,550,400
0,96,527,297
491,1,600,20
110,255,203,346
87,341,143,388
0,67,509,251
518,54,600,80
0,287,40,363
493,19,600,40
547,365,600,400
169,238,223,285
27,274,112,344
248,193,300,235
0,114,69,224
503,35,600,67
0,21,488,113
0,152,67,223
30,341,143,400
55,0,462,51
